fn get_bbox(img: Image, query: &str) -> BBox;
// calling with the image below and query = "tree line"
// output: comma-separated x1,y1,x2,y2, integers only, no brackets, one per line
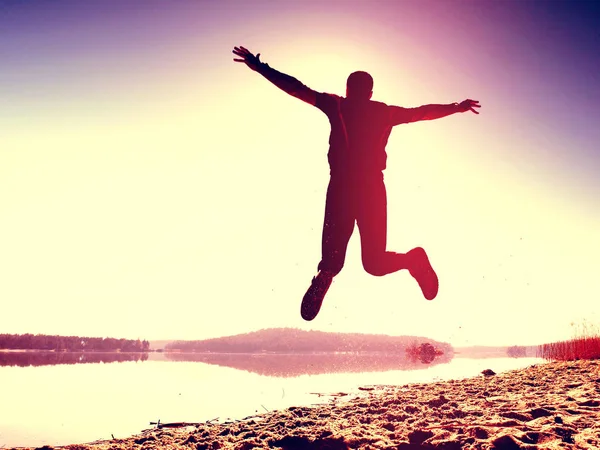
0,333,150,352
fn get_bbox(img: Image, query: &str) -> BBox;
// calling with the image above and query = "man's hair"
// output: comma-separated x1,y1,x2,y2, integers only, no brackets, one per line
346,71,373,99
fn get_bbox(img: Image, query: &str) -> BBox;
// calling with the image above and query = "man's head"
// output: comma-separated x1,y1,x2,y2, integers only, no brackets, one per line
346,71,373,100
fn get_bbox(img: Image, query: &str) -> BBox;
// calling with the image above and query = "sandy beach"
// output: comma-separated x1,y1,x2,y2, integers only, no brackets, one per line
20,359,600,450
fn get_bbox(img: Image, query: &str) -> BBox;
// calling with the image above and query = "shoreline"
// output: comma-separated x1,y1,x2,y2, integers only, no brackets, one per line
15,359,600,449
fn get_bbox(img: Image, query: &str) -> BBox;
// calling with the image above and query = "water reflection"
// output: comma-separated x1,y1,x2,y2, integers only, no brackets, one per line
0,351,148,367
1,352,539,448
163,350,453,377
0,349,451,375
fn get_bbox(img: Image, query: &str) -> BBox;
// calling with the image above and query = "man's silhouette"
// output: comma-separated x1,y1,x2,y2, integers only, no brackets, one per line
233,46,481,321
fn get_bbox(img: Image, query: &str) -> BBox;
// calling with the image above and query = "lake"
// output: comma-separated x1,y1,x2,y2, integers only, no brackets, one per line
0,351,543,448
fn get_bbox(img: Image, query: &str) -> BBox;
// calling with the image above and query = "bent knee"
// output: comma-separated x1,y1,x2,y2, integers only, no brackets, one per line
362,258,387,277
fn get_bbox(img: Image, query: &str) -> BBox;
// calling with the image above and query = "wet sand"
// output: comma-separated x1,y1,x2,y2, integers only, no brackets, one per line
21,359,600,450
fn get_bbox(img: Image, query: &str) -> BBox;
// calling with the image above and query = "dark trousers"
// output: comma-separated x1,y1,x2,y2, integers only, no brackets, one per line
317,173,408,276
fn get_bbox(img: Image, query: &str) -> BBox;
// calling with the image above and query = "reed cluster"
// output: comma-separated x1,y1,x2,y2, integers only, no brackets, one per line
538,321,600,360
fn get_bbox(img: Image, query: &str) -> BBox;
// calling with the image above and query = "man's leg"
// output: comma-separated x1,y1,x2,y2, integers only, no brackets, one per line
302,177,355,321
357,176,438,300
356,176,407,276
318,177,355,275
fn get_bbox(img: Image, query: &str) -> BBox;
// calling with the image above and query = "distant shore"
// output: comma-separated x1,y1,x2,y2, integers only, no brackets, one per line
17,359,600,450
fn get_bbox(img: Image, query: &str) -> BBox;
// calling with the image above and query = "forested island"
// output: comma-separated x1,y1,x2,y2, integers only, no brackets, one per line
165,328,453,355
162,328,453,375
0,333,150,352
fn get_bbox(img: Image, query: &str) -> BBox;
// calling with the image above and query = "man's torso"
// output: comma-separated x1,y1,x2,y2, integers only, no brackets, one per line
315,93,394,176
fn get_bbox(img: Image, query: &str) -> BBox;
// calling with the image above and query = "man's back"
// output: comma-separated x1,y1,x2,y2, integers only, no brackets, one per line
316,93,394,175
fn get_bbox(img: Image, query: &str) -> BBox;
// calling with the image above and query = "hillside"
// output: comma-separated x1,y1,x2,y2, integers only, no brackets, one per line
165,328,453,355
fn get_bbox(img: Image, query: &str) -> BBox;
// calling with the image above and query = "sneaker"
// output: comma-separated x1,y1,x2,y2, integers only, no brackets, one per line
407,247,438,300
301,271,334,321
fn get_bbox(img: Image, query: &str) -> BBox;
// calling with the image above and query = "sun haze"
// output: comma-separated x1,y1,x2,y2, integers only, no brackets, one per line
1,0,599,347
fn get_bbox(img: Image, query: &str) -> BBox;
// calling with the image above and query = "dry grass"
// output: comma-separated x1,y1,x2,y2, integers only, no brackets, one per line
538,322,600,361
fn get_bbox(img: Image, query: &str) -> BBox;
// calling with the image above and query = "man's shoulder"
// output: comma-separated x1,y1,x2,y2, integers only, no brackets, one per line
369,99,391,109
315,95,392,114
317,92,343,101
315,92,342,111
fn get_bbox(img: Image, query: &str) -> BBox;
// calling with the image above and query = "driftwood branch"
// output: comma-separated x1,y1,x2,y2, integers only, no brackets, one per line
149,417,219,429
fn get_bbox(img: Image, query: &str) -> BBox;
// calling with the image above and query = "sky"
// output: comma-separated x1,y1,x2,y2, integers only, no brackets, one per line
1,0,599,347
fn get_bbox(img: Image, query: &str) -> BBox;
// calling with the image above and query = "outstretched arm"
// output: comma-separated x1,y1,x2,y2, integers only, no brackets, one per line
391,99,481,125
232,46,317,106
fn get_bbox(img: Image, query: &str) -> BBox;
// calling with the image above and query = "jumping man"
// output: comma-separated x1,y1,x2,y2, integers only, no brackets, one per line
232,46,481,321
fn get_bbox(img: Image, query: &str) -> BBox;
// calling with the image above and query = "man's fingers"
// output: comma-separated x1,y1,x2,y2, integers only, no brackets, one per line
458,99,481,113
465,99,481,111
233,46,261,67
233,47,250,56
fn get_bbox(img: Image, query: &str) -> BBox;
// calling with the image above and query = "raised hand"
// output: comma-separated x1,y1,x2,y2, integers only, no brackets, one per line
232,46,262,72
458,99,481,114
